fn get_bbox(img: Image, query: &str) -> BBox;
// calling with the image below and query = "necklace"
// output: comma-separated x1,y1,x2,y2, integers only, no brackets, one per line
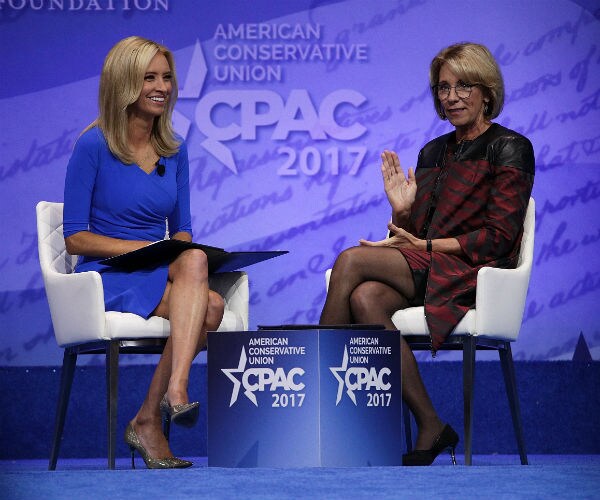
133,144,159,170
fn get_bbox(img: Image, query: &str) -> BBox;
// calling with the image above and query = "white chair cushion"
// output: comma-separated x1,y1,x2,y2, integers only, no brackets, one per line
104,312,171,340
392,307,477,337
103,309,245,340
216,310,246,332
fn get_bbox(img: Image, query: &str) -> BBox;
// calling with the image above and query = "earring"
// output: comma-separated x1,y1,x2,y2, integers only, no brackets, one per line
440,108,447,120
484,102,490,115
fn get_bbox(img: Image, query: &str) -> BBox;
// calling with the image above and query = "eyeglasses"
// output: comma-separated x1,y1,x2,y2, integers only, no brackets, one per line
433,82,474,100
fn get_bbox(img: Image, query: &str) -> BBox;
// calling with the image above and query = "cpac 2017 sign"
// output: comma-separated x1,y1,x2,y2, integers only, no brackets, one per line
175,27,369,175
207,328,402,467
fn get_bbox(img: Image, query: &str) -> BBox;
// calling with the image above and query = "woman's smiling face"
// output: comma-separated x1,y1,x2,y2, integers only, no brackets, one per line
130,52,172,120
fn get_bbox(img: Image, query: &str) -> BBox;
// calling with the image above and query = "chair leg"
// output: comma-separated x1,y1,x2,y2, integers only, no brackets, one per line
106,341,120,470
499,343,528,465
462,337,476,466
402,401,413,453
49,349,77,470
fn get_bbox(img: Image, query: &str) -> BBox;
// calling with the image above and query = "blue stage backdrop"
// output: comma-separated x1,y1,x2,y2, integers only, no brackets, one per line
0,0,599,366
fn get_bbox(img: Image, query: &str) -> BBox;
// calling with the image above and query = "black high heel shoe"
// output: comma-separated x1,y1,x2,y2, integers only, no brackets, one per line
124,423,192,469
402,424,459,466
160,395,200,439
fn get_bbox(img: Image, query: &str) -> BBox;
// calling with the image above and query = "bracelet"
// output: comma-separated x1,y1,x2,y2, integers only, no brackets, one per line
426,239,432,252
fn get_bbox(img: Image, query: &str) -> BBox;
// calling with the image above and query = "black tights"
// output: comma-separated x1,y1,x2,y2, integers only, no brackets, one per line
319,246,444,449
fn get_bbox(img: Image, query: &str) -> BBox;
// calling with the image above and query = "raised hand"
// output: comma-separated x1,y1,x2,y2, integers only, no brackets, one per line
381,150,416,216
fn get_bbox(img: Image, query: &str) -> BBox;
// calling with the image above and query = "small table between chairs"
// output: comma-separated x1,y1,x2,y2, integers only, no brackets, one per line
207,325,402,467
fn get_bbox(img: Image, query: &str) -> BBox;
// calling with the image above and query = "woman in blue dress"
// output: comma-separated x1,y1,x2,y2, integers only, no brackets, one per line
63,36,225,469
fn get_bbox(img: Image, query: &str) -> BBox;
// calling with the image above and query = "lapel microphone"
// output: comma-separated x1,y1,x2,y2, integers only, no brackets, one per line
156,161,165,177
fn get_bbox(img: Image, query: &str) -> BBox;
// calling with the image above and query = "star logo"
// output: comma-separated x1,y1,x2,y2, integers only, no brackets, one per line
174,40,239,174
330,345,356,406
221,346,251,406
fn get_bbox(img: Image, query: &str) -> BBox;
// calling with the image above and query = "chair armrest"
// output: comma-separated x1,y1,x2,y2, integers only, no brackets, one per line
475,264,530,340
325,269,332,291
42,269,106,346
209,271,249,330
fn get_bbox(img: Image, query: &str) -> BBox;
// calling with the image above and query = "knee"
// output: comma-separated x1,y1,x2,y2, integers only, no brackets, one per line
330,247,361,279
349,281,384,317
206,291,225,329
173,249,208,280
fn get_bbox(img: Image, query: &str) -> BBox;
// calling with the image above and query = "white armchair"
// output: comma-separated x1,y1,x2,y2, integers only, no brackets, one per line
326,198,535,465
37,201,249,469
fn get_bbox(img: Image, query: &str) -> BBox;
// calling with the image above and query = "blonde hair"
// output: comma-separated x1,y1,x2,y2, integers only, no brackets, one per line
429,42,504,120
84,36,180,163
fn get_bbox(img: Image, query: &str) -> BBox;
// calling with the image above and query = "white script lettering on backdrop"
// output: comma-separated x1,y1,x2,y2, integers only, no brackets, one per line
0,0,599,365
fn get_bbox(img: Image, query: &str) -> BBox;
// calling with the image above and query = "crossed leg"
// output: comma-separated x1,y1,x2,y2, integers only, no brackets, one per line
130,249,225,459
320,245,444,450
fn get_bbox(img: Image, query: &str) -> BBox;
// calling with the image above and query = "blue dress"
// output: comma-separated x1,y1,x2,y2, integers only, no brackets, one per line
63,127,193,317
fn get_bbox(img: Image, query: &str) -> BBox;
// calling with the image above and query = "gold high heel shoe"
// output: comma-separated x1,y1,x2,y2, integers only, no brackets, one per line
124,423,192,469
160,395,200,428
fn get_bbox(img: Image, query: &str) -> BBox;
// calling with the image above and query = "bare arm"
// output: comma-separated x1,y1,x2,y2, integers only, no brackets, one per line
65,231,151,258
65,230,192,257
171,231,192,243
